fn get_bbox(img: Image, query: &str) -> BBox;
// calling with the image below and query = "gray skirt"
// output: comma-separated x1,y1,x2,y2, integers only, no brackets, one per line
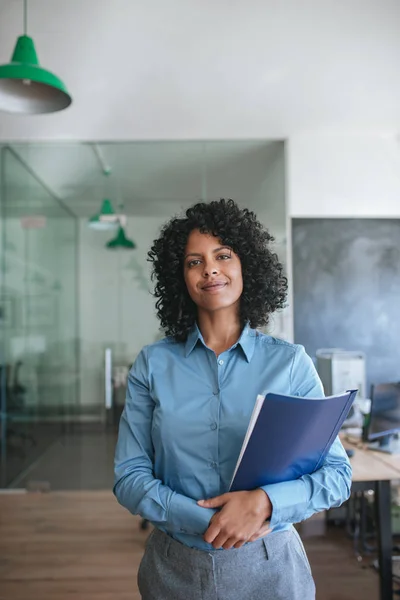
138,527,316,600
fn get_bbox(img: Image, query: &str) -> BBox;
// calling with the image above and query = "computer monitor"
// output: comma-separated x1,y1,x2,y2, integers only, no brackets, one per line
366,382,400,454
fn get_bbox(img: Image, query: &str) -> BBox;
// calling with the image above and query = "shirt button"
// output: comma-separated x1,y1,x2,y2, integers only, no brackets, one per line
218,359,224,365
210,423,217,430
213,390,219,396
209,461,217,469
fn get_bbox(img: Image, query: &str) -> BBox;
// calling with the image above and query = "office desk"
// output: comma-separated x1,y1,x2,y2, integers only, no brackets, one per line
343,438,400,600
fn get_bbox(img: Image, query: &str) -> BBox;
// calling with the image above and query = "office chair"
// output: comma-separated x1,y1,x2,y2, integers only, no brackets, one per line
0,362,35,456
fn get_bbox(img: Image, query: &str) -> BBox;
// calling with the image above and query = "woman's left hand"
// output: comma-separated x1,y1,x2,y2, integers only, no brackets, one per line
198,489,272,549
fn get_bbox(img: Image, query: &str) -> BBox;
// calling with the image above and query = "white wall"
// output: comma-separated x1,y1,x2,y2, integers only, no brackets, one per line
253,143,286,242
79,216,164,409
252,143,293,342
287,134,400,217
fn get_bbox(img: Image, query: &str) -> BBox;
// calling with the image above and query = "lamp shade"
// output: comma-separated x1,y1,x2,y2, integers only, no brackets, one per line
88,199,119,231
106,226,136,249
0,35,72,114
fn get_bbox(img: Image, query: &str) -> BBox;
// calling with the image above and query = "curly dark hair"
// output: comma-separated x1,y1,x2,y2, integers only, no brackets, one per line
147,198,287,341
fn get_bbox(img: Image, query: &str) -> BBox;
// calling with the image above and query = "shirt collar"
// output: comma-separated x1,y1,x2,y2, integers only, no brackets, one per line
184,322,256,363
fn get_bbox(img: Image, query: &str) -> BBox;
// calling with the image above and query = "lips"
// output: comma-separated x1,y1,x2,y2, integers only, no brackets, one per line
202,281,227,291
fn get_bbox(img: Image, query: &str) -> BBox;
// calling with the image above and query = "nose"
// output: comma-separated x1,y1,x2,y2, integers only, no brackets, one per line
203,262,219,277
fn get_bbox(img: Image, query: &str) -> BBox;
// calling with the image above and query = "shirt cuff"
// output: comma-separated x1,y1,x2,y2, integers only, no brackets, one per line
261,479,308,528
167,492,216,535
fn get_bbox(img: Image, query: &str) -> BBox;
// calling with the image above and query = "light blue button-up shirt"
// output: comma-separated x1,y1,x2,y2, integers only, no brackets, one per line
114,324,352,551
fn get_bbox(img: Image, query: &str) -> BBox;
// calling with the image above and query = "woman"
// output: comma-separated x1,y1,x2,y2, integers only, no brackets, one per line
114,199,352,600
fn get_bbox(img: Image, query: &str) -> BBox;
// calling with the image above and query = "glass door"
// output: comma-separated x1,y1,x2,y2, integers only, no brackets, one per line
0,145,79,487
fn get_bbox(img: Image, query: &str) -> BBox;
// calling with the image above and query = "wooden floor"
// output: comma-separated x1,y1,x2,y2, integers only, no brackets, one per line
0,491,387,599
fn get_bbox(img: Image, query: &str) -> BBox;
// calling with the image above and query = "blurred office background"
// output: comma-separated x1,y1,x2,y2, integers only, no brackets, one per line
0,140,289,488
1,1,400,599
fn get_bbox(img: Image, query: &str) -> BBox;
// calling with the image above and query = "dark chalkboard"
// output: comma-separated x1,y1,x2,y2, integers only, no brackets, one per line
292,219,400,393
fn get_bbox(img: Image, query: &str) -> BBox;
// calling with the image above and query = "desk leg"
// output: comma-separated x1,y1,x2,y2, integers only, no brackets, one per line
375,480,392,600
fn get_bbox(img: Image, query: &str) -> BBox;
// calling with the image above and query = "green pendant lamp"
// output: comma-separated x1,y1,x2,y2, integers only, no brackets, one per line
0,1,72,114
88,199,120,231
106,225,136,250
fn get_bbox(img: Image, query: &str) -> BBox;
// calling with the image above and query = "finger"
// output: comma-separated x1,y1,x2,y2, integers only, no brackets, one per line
248,525,270,543
209,512,218,524
233,539,247,549
223,537,239,550
203,522,221,545
198,494,228,508
211,532,230,549
248,526,272,542
257,523,272,534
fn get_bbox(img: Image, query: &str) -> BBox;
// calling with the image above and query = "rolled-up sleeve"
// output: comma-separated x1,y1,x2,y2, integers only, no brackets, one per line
261,345,352,528
113,348,216,535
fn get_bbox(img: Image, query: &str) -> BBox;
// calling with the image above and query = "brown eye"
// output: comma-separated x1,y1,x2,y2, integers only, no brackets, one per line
187,259,201,268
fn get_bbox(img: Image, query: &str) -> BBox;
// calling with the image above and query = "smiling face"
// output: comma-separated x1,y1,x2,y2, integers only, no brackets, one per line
183,229,243,315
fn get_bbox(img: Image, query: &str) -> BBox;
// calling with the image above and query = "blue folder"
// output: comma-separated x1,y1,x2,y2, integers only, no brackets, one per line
230,389,357,492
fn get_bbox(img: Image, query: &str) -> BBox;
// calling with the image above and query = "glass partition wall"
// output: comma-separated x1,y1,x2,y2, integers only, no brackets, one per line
0,146,79,487
0,140,288,490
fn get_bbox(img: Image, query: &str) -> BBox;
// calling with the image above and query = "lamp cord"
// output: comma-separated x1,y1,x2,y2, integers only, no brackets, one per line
23,0,27,35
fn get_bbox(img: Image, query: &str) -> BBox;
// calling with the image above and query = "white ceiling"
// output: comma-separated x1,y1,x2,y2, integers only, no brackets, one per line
0,0,399,140
2,140,283,217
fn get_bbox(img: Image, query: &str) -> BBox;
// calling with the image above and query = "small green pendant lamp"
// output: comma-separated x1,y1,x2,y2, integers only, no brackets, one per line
88,199,120,231
106,225,136,250
0,1,72,114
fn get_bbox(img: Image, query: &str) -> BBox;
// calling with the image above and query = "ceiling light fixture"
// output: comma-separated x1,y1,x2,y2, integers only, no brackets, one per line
88,198,120,231
88,168,121,231
106,224,136,250
0,0,72,114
